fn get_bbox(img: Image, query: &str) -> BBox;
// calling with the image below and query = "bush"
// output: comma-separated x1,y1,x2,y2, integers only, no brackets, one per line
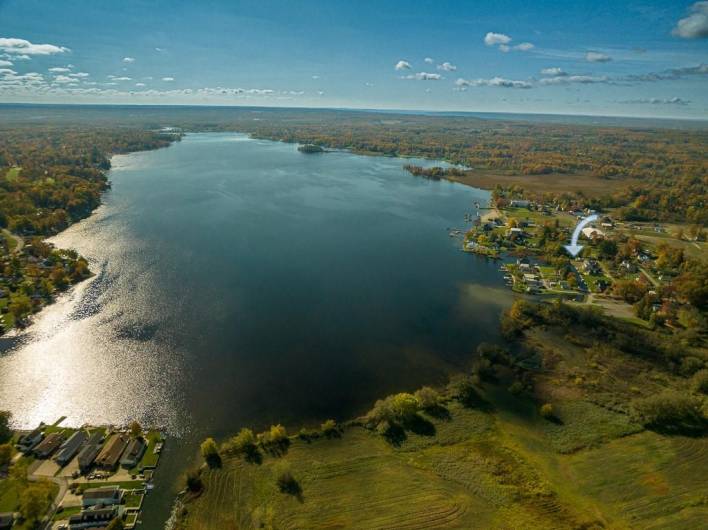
320,419,337,435
0,411,11,444
224,428,256,455
367,393,420,425
200,437,221,468
539,403,554,419
0,443,12,467
693,370,708,395
414,387,441,410
185,469,203,493
633,392,706,434
680,356,705,377
259,424,288,446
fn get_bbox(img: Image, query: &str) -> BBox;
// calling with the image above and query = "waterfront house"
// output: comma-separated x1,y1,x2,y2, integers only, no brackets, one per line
509,199,531,208
16,426,43,453
55,430,88,466
120,437,146,468
33,432,65,459
583,259,602,275
77,444,102,474
81,486,122,508
95,433,129,470
69,505,121,528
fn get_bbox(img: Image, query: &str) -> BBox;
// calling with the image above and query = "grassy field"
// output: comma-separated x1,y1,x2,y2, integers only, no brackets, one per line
179,318,707,529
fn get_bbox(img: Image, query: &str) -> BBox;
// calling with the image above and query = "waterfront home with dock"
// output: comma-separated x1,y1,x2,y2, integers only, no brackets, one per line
55,430,88,466
82,485,123,508
69,505,122,529
95,433,129,470
33,432,65,459
16,426,43,453
120,437,146,468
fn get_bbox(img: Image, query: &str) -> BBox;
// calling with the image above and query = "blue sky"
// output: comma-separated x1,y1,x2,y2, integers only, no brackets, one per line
0,0,707,117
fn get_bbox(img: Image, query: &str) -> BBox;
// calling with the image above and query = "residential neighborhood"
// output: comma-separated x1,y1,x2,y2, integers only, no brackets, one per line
0,417,164,529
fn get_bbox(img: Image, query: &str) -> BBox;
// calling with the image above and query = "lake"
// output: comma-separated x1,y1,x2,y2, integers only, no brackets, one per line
0,133,510,526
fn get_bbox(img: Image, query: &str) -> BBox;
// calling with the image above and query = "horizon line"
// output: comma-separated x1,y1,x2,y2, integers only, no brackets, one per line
1,101,707,123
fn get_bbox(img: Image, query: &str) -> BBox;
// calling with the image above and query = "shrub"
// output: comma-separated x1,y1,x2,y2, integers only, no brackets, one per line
320,419,337,435
414,387,441,410
200,437,221,468
693,370,708,395
185,469,203,493
448,375,482,406
367,393,420,425
508,381,524,396
539,403,554,419
0,443,12,467
633,392,706,434
224,428,256,455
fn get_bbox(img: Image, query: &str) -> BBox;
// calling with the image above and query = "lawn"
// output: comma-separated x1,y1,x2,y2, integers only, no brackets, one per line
0,479,20,512
77,480,144,493
129,430,163,474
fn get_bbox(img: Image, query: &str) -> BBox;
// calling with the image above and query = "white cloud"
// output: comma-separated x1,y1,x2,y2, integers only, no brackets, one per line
53,75,75,84
365,82,374,87
135,82,146,87
586,51,612,62
123,57,135,63
437,61,457,71
49,67,71,73
484,32,511,46
539,75,610,85
0,68,17,76
619,97,690,105
162,76,174,81
395,60,412,71
317,90,324,95
70,72,89,78
0,60,12,67
404,72,442,80
541,67,566,76
110,76,131,81
312,75,320,79
155,47,164,52
0,37,69,55
514,42,534,51
499,44,511,53
456,76,532,89
424,57,434,64
673,2,708,38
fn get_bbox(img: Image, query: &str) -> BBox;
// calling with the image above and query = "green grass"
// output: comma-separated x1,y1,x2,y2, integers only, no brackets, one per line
124,492,144,509
53,505,82,520
130,430,163,474
0,479,20,512
4,167,21,181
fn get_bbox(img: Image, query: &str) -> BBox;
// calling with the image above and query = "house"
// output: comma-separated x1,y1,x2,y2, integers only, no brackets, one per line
77,444,102,474
95,434,129,470
16,426,43,453
55,430,88,466
523,273,542,288
581,226,605,239
33,432,65,459
0,513,13,530
120,438,146,468
81,486,123,508
69,505,122,529
509,199,531,208
620,260,637,273
583,259,602,275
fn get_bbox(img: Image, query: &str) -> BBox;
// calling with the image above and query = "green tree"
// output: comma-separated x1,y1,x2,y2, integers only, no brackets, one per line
0,443,12,467
129,420,142,438
107,518,125,530
225,428,256,455
19,482,53,522
200,437,221,468
414,387,440,410
0,411,11,443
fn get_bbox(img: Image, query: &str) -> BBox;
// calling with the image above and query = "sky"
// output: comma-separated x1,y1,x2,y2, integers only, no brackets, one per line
0,0,707,118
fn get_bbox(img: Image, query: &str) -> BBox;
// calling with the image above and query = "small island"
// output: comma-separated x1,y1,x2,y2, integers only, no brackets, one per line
297,144,325,154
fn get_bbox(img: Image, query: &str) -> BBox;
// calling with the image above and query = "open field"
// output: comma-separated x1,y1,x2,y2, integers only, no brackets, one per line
179,316,708,529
